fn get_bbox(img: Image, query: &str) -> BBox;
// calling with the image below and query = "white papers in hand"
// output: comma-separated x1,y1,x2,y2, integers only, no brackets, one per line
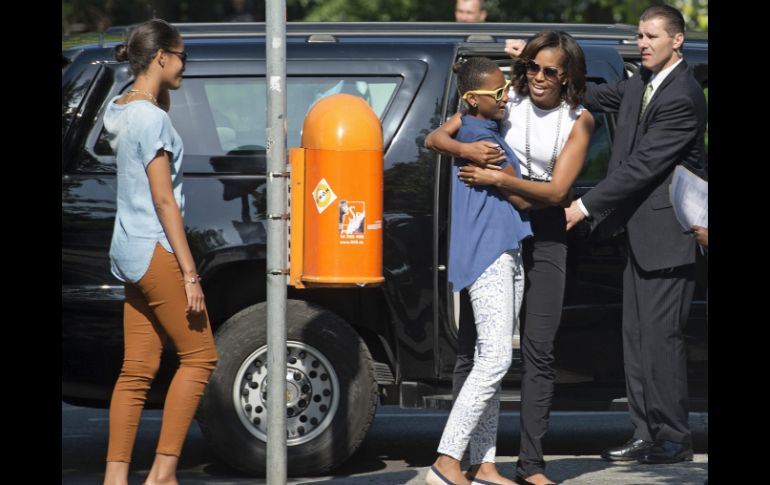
669,165,708,231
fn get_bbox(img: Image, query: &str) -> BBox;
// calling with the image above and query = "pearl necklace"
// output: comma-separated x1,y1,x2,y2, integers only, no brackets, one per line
525,96,565,182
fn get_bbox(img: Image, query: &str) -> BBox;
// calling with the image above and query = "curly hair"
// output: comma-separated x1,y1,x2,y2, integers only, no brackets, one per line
511,31,586,110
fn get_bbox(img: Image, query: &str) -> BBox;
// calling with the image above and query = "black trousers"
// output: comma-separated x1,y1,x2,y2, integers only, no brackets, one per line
623,244,695,445
453,206,567,476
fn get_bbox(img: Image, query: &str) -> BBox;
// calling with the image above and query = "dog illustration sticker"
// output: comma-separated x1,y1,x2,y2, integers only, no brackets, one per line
312,178,337,214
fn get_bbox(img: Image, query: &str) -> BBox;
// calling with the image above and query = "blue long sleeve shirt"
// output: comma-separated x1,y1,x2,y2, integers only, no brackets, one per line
448,115,532,291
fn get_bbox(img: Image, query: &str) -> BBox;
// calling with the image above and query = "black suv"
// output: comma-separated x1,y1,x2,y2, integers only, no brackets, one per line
62,22,708,476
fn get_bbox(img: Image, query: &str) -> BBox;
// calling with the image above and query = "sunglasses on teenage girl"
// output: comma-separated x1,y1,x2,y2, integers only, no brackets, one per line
165,49,188,64
462,79,512,102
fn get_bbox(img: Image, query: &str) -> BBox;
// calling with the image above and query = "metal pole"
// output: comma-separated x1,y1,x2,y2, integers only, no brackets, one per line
265,0,288,484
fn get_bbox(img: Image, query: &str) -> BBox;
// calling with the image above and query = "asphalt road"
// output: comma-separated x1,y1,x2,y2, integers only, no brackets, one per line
63,402,707,484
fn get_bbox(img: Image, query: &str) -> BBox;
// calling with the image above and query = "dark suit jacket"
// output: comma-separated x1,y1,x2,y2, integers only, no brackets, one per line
581,60,707,272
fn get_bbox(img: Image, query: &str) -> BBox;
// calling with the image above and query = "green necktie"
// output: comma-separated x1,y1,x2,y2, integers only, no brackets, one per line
640,82,653,119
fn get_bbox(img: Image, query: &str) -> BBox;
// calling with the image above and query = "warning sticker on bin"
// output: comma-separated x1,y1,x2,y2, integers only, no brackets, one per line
311,178,337,214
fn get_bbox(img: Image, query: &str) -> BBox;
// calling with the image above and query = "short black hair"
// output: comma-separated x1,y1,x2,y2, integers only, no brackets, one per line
456,0,486,9
454,57,500,97
640,5,686,36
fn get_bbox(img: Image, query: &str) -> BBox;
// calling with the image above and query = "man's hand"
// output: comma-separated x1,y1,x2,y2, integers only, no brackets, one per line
691,225,708,247
565,200,586,231
460,141,507,167
458,164,502,186
504,39,526,59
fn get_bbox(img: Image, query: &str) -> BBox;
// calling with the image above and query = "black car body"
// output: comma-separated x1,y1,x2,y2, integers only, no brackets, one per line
62,22,708,476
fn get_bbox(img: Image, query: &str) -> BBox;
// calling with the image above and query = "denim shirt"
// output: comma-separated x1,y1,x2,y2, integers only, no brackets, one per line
448,115,532,291
103,97,185,283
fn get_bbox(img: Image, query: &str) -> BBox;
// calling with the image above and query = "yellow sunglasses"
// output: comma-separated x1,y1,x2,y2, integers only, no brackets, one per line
462,79,511,102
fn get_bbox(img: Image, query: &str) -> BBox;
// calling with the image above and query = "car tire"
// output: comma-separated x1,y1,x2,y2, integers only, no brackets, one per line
197,299,378,476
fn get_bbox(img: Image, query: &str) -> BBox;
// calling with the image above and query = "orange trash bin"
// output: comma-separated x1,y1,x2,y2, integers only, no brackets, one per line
289,93,384,288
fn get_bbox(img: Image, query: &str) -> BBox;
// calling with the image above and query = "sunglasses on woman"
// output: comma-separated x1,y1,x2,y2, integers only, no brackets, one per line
462,79,512,102
525,59,562,82
165,49,188,64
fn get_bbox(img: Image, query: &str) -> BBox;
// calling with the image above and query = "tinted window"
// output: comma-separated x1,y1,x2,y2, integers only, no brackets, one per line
201,77,399,153
577,111,612,183
89,76,400,165
62,63,100,140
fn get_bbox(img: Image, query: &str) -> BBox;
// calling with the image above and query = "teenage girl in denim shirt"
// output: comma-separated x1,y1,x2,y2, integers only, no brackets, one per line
426,57,533,485
102,19,217,485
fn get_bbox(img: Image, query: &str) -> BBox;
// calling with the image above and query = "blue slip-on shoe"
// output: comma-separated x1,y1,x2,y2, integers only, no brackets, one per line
426,465,465,485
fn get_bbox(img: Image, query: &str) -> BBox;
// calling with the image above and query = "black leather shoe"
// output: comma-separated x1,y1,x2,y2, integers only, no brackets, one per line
600,438,654,461
637,440,694,464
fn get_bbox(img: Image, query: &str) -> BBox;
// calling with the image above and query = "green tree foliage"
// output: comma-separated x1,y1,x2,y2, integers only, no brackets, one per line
63,0,706,35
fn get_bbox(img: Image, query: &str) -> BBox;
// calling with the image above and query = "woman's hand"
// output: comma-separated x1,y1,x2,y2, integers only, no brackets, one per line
458,164,502,186
504,39,526,59
184,274,206,314
461,141,507,167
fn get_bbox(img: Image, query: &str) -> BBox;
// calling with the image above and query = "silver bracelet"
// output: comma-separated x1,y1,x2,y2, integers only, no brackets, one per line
184,274,202,285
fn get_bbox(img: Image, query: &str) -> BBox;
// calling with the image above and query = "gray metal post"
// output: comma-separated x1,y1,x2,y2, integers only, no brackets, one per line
265,0,288,483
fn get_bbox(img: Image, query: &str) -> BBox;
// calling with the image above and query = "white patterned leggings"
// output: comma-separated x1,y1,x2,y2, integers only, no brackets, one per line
438,248,525,464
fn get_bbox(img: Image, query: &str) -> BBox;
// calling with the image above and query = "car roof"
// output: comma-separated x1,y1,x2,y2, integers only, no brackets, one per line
102,21,705,40
106,21,643,39
63,21,706,85
65,21,706,52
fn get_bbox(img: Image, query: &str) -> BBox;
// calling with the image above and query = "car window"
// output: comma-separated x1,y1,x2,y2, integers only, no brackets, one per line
89,76,400,166
199,77,399,153
62,63,100,140
576,110,611,183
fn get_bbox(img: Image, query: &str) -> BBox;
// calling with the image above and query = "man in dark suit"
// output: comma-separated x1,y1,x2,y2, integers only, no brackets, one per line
564,5,707,464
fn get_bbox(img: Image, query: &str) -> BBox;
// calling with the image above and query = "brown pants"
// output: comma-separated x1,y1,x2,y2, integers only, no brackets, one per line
107,243,218,462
